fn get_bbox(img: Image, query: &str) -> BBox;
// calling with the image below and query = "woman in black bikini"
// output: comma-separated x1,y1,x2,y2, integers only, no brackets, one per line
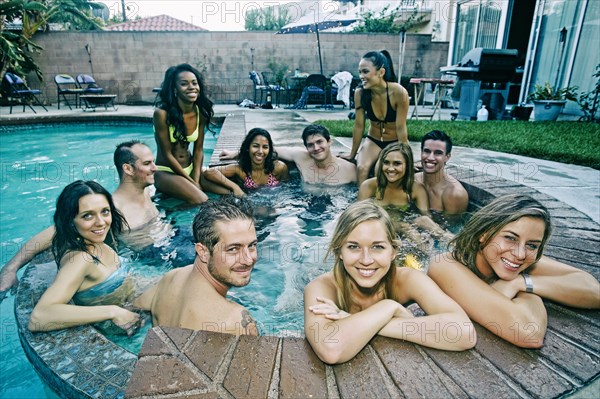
341,50,409,184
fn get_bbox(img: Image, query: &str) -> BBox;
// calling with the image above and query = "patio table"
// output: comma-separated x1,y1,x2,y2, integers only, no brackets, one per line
409,78,454,120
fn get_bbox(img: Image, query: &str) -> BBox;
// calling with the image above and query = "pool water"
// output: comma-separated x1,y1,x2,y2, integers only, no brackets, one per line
0,121,219,398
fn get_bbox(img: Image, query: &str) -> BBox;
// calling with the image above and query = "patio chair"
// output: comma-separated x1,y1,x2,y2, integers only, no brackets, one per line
76,74,104,95
249,71,270,104
3,72,48,114
54,74,84,110
304,74,329,109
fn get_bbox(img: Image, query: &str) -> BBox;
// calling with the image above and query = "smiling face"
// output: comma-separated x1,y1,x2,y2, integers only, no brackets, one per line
175,71,200,103
421,139,450,174
129,144,157,186
358,58,384,90
304,134,332,162
73,194,112,245
477,217,545,281
340,219,396,289
382,150,406,184
248,135,270,167
206,219,258,288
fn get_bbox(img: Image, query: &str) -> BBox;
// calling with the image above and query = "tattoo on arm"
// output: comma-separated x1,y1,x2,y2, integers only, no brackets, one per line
241,309,256,334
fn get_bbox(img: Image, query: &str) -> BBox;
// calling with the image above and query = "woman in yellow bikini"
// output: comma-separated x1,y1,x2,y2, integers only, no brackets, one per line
154,64,214,204
341,50,410,184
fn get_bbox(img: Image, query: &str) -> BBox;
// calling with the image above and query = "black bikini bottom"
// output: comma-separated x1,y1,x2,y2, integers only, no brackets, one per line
366,135,396,150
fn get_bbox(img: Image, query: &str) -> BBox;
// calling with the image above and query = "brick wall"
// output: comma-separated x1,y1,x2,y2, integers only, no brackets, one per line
30,31,448,104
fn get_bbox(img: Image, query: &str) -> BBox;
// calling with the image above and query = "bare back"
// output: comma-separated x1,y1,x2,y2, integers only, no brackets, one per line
150,266,257,334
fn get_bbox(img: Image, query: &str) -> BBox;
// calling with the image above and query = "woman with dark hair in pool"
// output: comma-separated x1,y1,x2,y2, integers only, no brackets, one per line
428,194,600,348
202,128,289,196
358,143,451,243
304,200,474,364
340,50,410,184
154,63,214,204
29,181,141,335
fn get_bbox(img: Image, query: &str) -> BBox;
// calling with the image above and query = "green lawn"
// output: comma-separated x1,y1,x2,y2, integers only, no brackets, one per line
314,120,600,170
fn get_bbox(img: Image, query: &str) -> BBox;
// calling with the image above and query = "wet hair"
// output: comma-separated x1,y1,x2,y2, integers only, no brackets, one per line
450,194,553,282
375,143,414,201
158,63,214,143
52,180,128,265
192,195,255,253
421,130,453,155
114,140,144,179
238,128,277,175
301,124,331,147
359,50,398,113
327,200,399,312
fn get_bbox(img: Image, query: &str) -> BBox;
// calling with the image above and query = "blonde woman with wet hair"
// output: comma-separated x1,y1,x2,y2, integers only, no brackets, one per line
304,200,474,365
429,194,600,348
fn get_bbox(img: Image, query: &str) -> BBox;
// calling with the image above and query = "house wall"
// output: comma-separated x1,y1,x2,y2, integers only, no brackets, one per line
29,31,448,104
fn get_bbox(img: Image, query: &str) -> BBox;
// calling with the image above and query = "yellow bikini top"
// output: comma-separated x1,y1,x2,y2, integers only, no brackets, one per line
168,105,200,143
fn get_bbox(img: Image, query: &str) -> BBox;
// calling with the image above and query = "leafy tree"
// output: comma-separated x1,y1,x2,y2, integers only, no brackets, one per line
352,5,424,34
1,0,102,83
245,6,292,31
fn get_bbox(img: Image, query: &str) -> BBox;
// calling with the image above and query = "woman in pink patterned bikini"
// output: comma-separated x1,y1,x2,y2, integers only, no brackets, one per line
203,128,289,196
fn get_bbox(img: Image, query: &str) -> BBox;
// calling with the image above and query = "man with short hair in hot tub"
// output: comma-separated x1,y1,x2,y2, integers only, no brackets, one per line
220,124,357,186
0,141,191,300
415,130,468,216
134,196,259,335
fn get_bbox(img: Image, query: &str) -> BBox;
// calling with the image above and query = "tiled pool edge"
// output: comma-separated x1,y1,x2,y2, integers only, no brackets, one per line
15,261,137,399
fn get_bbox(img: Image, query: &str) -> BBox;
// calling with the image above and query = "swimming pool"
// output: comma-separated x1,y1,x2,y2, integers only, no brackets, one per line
1,121,448,398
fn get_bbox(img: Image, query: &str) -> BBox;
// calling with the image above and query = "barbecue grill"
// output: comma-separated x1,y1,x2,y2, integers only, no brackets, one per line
441,48,519,120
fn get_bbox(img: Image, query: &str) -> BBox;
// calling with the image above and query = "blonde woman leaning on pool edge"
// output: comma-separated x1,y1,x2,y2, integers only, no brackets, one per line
340,50,409,184
428,194,600,348
154,63,214,204
304,200,474,364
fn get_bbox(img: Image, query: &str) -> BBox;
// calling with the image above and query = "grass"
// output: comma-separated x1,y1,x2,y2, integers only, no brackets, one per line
313,120,600,169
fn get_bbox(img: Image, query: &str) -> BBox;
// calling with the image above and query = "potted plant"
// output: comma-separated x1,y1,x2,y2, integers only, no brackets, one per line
528,81,578,121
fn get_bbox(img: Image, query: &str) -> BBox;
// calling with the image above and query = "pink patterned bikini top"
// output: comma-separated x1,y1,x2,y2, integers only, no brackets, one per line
243,173,280,189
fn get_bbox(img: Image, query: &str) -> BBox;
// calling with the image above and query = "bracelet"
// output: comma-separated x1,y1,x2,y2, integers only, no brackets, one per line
522,273,534,293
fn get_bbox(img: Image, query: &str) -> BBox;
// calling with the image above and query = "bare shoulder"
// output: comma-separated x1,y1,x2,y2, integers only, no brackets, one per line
153,107,167,121
305,272,336,294
389,82,409,98
427,252,467,280
414,171,424,183
226,302,259,335
358,178,376,200
442,179,469,213
336,156,357,171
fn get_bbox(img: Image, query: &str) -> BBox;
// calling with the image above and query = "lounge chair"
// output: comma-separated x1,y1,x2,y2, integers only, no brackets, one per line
3,72,48,114
54,74,84,110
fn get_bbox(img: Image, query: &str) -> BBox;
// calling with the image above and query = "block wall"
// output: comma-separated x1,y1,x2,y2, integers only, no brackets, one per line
30,31,448,104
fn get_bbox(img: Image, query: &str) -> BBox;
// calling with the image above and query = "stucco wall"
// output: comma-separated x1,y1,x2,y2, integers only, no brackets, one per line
29,31,448,104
